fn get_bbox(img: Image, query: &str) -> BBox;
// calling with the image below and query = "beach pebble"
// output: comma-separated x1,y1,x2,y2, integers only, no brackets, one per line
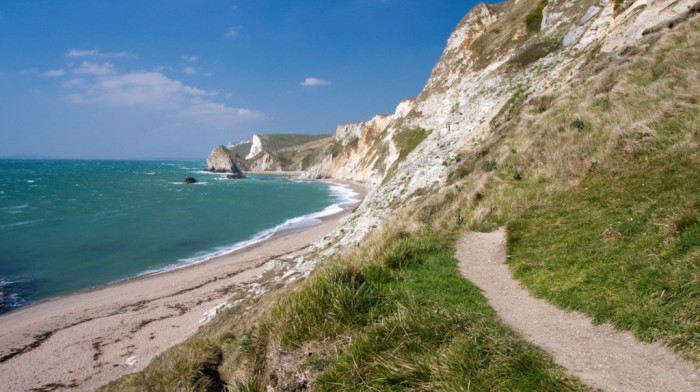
126,356,138,366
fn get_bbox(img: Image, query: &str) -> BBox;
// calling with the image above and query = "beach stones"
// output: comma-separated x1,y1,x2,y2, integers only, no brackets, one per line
184,177,198,184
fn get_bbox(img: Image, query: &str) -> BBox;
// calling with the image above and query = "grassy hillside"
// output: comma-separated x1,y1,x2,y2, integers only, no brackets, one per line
457,13,700,362
261,137,333,171
98,4,699,391
257,134,331,152
242,134,333,171
230,142,252,158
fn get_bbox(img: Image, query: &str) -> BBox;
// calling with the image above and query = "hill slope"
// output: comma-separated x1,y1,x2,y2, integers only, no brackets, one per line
100,0,700,390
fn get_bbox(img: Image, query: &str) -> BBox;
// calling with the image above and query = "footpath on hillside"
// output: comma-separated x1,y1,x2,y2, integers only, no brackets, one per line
456,229,699,392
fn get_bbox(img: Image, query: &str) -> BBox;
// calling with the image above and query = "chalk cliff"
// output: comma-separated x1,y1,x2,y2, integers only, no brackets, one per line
206,145,245,177
302,0,700,247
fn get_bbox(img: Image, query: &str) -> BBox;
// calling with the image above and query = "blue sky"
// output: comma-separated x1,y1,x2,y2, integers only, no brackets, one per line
0,0,477,159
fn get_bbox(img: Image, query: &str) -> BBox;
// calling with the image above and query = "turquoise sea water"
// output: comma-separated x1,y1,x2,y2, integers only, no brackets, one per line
0,159,356,314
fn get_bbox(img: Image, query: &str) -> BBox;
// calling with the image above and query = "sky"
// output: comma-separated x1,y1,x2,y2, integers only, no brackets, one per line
0,0,478,159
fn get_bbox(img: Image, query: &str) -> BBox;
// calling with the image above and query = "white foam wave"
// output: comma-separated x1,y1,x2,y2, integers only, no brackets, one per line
0,279,28,309
0,219,43,229
137,183,359,278
328,183,360,206
1,204,28,212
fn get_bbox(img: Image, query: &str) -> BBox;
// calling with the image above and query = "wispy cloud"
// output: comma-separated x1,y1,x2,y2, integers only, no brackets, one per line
66,49,135,59
41,69,66,77
64,71,260,125
62,78,85,88
300,77,331,87
226,27,239,37
180,55,199,62
72,61,115,75
20,68,39,75
181,66,212,76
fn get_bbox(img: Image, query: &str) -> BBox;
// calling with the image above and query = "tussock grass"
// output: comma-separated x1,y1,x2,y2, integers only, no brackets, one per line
461,16,700,361
237,229,591,391
311,236,588,392
98,340,225,392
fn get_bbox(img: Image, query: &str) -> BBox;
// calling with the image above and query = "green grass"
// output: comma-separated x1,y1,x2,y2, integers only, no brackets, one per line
509,39,562,69
525,0,548,33
507,109,700,361
254,233,592,391
98,340,226,392
230,142,253,158
394,127,429,161
382,127,430,185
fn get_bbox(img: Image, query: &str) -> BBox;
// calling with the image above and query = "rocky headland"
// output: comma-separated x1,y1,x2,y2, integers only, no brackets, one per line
206,145,246,178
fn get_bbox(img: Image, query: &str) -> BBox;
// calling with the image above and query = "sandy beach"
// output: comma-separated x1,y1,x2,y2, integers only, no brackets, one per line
0,181,366,392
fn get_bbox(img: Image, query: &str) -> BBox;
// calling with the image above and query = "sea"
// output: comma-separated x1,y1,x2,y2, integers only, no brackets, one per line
0,159,357,314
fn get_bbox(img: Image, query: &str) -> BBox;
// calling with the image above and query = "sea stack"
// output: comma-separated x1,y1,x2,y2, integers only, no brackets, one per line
206,145,246,178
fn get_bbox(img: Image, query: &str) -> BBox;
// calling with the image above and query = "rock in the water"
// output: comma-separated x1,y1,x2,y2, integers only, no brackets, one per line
184,177,198,184
227,173,245,179
206,145,246,178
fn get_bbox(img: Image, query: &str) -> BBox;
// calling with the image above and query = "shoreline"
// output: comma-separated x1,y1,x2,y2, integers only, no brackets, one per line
0,176,363,317
0,179,366,392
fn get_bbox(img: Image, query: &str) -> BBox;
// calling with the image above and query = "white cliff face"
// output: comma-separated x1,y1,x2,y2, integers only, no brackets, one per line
245,134,263,159
248,152,281,172
299,114,395,186
300,0,697,250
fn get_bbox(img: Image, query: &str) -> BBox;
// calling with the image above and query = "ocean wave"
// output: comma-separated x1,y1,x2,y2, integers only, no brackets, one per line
0,219,44,229
1,204,28,214
328,183,360,206
0,279,28,311
137,182,359,278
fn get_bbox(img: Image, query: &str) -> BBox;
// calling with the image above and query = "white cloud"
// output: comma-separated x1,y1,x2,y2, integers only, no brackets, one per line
226,27,239,37
20,68,39,75
73,61,115,75
66,49,135,58
180,99,259,125
62,78,85,88
180,55,199,62
64,71,260,125
181,67,212,76
300,77,331,87
67,49,98,57
41,69,65,77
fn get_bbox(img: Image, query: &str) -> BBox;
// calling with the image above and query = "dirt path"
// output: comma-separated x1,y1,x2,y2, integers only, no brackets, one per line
456,229,699,392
